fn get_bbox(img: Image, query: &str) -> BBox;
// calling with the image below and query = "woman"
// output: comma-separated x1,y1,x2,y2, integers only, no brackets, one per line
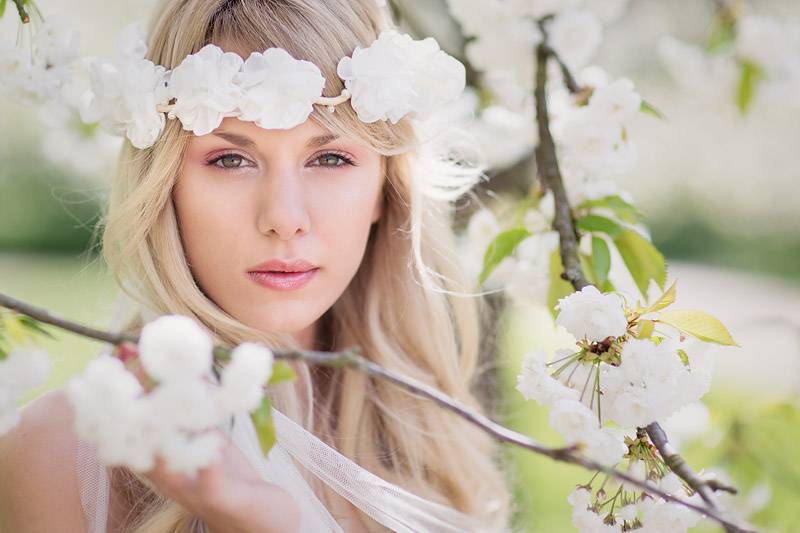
0,0,513,531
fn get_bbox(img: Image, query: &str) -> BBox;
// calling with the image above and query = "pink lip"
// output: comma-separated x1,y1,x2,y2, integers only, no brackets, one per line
248,258,318,273
248,269,318,291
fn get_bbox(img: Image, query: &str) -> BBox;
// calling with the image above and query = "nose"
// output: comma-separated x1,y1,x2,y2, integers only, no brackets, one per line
255,169,311,240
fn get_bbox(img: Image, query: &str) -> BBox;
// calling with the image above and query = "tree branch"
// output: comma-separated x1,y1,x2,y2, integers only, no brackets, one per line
531,19,750,533
0,290,753,532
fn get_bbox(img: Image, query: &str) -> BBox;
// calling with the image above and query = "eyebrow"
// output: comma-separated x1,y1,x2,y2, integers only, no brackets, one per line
211,131,340,149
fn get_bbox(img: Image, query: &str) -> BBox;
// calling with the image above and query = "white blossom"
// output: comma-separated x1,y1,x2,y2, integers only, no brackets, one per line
516,350,579,406
637,495,704,533
65,334,276,476
167,44,243,135
568,487,621,532
555,285,628,342
0,348,51,435
583,428,627,467
217,342,274,413
549,10,603,70
235,48,326,129
559,106,637,180
588,78,641,125
736,16,800,74
602,338,712,429
33,17,81,68
337,30,466,124
138,315,214,382
549,398,597,441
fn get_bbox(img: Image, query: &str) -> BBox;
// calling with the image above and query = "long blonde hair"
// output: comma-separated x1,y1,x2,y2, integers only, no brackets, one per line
100,0,513,530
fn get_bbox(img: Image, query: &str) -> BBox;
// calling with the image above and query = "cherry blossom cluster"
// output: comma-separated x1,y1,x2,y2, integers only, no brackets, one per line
0,17,79,107
516,283,731,531
65,315,274,475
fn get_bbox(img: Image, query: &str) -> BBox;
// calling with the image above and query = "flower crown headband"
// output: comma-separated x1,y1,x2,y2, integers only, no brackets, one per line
79,23,467,150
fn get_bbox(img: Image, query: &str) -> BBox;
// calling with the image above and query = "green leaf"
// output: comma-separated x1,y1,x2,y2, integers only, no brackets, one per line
576,215,625,238
591,236,611,287
267,361,296,386
658,309,738,346
706,21,736,53
736,60,762,114
547,249,574,320
635,319,655,339
612,230,666,298
0,0,8,18
478,227,532,284
578,195,641,224
640,100,665,120
579,253,595,285
251,397,276,454
676,348,689,366
17,315,54,339
0,344,7,361
643,280,677,314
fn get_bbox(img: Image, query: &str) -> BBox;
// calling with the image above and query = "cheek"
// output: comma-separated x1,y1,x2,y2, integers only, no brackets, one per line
172,174,251,289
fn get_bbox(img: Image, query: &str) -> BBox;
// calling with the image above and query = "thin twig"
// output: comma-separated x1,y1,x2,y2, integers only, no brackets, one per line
0,289,754,532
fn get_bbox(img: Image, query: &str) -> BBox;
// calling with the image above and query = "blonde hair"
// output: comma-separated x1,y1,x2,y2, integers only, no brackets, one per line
99,0,513,531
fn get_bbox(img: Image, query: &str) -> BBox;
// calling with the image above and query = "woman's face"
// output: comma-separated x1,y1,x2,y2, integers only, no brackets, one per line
173,117,384,347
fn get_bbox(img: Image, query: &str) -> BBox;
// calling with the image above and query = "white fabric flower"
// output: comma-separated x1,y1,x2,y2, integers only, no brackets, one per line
337,30,466,124
167,44,243,135
115,22,148,62
236,48,326,129
555,285,628,342
80,57,168,149
138,315,214,381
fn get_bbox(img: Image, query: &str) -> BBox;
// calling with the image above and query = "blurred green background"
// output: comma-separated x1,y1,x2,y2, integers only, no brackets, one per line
1,0,799,532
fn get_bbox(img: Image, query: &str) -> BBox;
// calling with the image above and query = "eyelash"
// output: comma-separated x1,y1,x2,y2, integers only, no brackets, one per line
205,151,356,171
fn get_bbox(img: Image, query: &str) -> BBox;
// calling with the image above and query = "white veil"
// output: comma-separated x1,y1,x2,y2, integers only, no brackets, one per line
75,290,508,532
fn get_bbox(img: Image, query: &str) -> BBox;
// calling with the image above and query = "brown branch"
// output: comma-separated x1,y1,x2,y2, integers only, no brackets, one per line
532,41,590,291
11,0,30,23
531,18,753,533
0,291,137,345
0,289,753,531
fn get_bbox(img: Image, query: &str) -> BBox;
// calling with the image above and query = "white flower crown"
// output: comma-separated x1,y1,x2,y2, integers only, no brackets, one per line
79,24,467,149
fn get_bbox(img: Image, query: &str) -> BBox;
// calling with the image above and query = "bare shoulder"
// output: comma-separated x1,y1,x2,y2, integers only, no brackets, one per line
0,388,88,532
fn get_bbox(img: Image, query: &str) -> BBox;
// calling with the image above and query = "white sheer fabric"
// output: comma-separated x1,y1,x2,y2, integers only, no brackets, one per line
74,293,506,532
75,406,503,532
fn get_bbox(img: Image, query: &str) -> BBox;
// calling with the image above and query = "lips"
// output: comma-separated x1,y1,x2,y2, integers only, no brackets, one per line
248,258,318,273
247,258,319,291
